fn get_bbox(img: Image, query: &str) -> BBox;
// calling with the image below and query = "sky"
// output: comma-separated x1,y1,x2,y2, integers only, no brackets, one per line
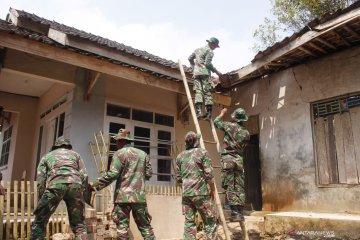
0,0,273,73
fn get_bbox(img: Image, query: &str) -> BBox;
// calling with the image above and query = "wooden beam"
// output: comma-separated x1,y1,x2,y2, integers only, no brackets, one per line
314,37,337,49
308,42,327,54
343,25,360,38
332,30,351,46
298,46,317,57
9,8,49,35
0,32,232,106
232,10,360,84
85,71,101,100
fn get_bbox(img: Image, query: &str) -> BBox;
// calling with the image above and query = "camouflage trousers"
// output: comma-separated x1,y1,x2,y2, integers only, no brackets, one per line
182,195,218,240
30,183,87,240
193,75,213,106
112,202,155,240
221,153,245,206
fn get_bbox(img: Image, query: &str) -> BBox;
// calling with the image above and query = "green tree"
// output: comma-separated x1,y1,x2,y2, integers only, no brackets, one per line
253,0,358,52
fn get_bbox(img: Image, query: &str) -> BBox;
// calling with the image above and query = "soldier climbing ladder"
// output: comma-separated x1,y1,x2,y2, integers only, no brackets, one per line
178,60,249,240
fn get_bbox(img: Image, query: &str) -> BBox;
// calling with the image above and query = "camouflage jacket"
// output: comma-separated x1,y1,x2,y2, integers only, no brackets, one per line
176,147,214,197
188,45,217,76
93,144,153,203
37,148,88,198
214,115,250,155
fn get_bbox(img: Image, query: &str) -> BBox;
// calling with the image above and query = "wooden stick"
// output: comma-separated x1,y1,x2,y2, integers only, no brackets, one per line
27,181,31,240
21,181,25,239
94,133,104,173
178,60,231,240
5,181,10,240
13,180,18,240
89,142,100,174
0,181,4,240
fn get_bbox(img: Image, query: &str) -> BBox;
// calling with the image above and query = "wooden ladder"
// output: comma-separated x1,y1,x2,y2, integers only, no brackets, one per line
178,60,249,240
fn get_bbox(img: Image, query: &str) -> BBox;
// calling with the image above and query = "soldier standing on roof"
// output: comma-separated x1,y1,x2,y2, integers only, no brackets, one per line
188,37,223,120
214,108,250,222
90,129,155,240
31,137,88,240
176,131,218,240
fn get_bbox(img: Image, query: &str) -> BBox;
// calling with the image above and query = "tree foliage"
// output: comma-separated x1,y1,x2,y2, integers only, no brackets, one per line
253,0,359,52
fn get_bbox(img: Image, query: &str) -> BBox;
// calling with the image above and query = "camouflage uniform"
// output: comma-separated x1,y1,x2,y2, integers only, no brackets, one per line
31,137,88,240
214,109,250,207
176,131,218,240
93,129,155,240
188,39,220,106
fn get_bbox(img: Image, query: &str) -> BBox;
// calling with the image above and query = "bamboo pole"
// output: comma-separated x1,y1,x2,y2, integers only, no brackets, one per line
46,222,50,240
21,181,25,239
0,181,4,240
6,181,10,240
89,142,100,174
34,181,38,209
178,60,231,240
27,181,31,240
13,180,18,240
94,133,104,172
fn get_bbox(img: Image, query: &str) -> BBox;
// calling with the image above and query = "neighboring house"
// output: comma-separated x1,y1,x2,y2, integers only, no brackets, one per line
228,1,360,213
0,8,230,185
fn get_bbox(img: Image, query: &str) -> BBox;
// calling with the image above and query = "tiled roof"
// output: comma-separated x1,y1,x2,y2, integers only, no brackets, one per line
252,1,360,62
1,8,192,80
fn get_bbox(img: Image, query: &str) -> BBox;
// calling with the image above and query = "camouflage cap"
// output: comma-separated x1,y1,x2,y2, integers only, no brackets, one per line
231,108,248,122
112,129,134,141
185,131,201,149
206,37,220,48
54,136,71,147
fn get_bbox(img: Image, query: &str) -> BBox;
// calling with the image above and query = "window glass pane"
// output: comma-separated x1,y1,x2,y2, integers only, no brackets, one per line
158,130,171,141
134,126,150,154
58,112,65,137
155,113,174,127
107,104,130,119
133,109,153,123
157,159,171,181
108,122,126,153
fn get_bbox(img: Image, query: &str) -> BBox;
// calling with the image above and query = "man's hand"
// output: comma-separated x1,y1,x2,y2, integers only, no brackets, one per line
220,108,228,117
88,182,96,191
216,70,223,77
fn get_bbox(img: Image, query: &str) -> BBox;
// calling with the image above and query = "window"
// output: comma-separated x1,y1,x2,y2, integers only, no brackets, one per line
134,126,151,154
52,112,66,145
107,104,130,119
133,109,153,123
313,94,360,185
155,113,174,127
0,126,13,167
157,130,172,181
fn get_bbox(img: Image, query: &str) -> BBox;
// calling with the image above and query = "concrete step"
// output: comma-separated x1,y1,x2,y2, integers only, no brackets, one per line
264,212,360,239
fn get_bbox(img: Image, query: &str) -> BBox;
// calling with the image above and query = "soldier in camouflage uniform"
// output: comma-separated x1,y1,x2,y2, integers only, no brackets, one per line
176,131,218,240
188,37,223,120
31,137,88,240
214,108,250,222
90,129,155,240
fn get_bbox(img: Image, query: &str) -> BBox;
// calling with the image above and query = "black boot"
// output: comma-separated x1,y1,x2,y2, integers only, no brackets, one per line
203,105,212,120
237,205,245,221
229,205,242,222
195,104,203,119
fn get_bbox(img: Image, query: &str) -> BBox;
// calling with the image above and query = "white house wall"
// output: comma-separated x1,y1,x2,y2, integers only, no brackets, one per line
231,46,360,212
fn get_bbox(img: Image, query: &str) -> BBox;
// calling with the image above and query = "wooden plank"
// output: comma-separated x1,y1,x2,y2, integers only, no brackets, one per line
0,181,4,240
6,181,11,240
325,115,338,183
27,181,31,239
315,37,337,49
341,112,358,184
314,118,330,184
308,42,327,54
46,222,50,240
332,30,351,46
13,180,18,240
21,181,25,239
350,107,360,182
344,25,360,38
334,114,347,183
33,181,38,209
298,46,317,57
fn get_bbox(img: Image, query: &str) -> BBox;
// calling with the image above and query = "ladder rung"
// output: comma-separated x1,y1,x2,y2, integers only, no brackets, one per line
212,165,221,168
204,140,217,144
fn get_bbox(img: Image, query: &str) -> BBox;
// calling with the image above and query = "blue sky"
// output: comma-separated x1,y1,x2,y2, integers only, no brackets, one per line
0,0,273,72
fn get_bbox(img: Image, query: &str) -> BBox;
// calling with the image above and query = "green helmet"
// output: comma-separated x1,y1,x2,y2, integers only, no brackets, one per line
54,136,71,147
231,108,248,122
185,131,201,149
206,37,220,48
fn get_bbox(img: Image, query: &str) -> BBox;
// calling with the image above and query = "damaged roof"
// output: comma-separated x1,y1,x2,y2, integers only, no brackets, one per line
230,1,360,86
0,8,192,81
